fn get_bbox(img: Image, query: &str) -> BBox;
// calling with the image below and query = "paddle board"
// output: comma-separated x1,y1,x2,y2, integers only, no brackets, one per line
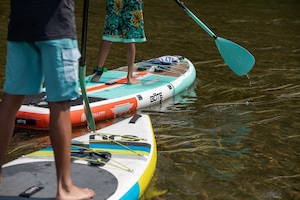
0,114,156,200
15,55,196,129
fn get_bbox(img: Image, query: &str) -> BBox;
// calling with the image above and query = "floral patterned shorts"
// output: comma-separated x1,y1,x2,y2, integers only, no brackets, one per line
102,0,146,43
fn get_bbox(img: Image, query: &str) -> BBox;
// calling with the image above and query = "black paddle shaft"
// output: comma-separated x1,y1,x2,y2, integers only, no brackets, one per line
79,0,89,67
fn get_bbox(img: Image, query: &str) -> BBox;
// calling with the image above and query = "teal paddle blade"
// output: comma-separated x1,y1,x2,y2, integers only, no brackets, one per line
215,37,255,76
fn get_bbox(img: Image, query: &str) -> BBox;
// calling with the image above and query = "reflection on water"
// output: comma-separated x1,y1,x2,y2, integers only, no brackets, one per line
1,0,300,199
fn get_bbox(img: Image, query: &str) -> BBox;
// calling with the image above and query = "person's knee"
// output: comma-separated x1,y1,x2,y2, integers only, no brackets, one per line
0,93,24,114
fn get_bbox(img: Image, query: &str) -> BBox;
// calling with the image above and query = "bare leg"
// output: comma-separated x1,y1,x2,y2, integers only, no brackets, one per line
97,40,112,69
126,43,140,84
48,101,95,200
0,93,24,184
91,40,112,82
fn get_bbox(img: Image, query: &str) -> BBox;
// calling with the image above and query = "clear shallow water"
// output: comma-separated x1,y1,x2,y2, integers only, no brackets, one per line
1,0,299,199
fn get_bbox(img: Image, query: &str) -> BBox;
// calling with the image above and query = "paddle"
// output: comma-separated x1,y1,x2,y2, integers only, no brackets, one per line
174,0,255,76
79,0,96,131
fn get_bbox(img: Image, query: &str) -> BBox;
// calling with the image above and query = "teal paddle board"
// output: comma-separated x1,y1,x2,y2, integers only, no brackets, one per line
15,55,196,129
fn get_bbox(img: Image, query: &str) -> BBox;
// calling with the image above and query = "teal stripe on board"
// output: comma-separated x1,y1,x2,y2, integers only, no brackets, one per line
89,143,151,153
41,147,54,152
120,182,140,200
40,144,150,153
86,70,127,83
89,74,176,99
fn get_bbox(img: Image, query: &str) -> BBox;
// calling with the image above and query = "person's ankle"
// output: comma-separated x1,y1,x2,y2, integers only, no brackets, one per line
91,66,107,82
93,66,107,74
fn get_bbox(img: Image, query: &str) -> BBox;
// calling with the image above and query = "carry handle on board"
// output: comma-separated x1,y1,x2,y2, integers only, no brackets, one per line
174,0,255,76
129,114,142,124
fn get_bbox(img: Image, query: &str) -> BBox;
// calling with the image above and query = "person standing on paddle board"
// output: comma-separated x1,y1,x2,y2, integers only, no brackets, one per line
91,0,146,84
0,0,95,199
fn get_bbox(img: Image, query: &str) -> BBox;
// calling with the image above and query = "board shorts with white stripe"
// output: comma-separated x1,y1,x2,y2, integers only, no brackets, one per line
4,39,80,102
103,0,146,43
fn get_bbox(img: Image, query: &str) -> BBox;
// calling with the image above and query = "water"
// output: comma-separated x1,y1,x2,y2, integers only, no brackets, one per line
1,0,300,199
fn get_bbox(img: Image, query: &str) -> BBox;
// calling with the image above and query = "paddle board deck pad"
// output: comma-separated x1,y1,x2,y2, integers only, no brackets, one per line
15,55,196,129
1,114,157,200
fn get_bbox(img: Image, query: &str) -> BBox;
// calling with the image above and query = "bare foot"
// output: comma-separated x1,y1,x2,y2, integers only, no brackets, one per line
56,185,95,200
127,77,141,85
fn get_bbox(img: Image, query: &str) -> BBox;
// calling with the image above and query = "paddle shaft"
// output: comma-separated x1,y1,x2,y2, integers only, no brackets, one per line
174,0,217,39
79,0,96,131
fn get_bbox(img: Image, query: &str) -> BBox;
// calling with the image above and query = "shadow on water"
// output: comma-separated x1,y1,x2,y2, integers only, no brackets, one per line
1,0,300,199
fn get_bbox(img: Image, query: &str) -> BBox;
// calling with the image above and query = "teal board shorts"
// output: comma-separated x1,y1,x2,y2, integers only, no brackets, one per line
4,39,80,102
103,0,146,43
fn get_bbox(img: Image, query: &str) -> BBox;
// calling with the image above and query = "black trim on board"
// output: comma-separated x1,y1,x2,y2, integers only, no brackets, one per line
22,92,107,108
